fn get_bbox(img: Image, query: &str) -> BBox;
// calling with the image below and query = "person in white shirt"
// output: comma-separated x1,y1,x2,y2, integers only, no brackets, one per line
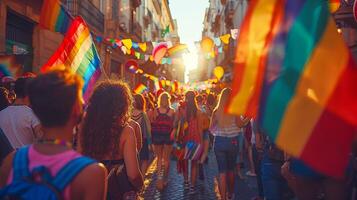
0,77,42,149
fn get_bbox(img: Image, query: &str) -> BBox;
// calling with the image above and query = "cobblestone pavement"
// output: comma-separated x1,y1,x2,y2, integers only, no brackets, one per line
138,150,259,200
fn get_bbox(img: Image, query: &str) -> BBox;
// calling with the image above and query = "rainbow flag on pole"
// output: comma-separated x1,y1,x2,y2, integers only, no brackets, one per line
41,17,101,101
134,83,147,94
227,0,357,178
40,0,73,34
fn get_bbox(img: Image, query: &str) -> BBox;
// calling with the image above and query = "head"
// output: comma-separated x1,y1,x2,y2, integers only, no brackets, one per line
216,88,232,112
158,92,171,108
15,77,32,103
0,87,9,111
185,91,198,120
133,94,146,111
81,80,133,160
195,95,203,106
28,69,84,130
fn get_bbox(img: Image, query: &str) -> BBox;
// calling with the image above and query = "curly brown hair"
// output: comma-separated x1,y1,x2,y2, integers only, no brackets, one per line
80,80,133,160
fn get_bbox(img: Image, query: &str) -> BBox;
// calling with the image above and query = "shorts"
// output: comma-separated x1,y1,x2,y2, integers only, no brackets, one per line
214,136,239,173
139,139,149,161
236,133,245,163
152,133,173,145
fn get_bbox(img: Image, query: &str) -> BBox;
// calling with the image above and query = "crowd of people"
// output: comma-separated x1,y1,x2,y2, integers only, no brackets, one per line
0,68,356,200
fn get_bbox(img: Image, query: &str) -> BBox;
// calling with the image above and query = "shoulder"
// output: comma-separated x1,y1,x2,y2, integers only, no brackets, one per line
121,125,135,140
71,162,107,197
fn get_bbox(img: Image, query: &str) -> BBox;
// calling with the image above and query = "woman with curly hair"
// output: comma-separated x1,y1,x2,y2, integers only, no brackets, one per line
79,80,143,199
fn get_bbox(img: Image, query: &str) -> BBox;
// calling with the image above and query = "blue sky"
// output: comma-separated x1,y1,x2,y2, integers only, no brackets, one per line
169,0,209,82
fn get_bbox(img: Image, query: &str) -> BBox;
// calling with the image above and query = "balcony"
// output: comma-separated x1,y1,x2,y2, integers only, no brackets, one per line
66,0,104,33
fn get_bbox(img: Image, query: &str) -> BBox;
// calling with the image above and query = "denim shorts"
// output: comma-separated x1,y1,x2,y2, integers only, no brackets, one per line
214,136,239,173
152,133,173,145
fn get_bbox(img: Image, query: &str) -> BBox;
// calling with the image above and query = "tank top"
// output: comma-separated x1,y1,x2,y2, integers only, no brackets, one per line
151,108,173,135
211,115,242,137
6,145,82,200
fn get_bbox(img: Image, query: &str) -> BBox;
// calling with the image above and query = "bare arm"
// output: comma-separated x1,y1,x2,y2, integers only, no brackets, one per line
209,110,217,130
122,127,144,190
235,116,250,128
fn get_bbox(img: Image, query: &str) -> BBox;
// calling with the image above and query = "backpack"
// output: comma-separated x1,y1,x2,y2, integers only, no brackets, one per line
151,108,173,135
0,146,95,200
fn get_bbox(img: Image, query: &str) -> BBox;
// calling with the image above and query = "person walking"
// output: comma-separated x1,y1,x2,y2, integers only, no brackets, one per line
132,94,152,174
79,80,143,200
210,88,248,200
0,77,43,149
151,92,175,190
176,91,205,186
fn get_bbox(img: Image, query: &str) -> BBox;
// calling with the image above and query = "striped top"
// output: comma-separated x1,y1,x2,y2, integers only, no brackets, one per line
210,116,242,137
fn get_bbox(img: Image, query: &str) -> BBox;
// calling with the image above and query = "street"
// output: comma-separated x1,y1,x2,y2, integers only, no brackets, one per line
139,151,258,200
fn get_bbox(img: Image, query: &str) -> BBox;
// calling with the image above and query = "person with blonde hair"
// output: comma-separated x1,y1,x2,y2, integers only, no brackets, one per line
151,92,175,190
210,88,249,200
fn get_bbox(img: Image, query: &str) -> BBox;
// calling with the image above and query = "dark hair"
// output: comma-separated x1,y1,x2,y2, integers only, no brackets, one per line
28,69,83,127
207,94,216,106
15,77,32,98
134,94,146,111
195,95,203,104
185,91,198,120
80,80,133,160
0,87,9,111
145,96,154,110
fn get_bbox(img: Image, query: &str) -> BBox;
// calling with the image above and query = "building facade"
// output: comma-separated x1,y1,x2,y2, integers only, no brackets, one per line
0,0,181,87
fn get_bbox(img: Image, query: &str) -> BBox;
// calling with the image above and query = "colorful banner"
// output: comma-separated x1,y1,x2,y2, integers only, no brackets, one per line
227,0,357,178
41,17,102,102
39,0,73,34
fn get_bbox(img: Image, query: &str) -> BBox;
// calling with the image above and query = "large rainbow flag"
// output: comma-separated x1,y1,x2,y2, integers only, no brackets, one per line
227,0,357,178
39,0,72,34
41,17,101,101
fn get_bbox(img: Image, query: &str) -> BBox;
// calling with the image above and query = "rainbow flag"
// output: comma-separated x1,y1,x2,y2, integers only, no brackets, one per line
40,0,73,34
227,0,357,178
329,0,340,13
41,17,101,101
134,83,147,94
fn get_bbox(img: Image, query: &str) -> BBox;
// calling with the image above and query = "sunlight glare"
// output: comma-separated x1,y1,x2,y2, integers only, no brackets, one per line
183,44,198,82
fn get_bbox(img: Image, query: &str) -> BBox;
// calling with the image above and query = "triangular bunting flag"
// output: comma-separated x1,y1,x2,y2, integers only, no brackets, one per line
135,52,141,59
214,37,222,46
132,42,139,49
122,39,133,49
145,55,150,61
139,43,147,52
220,34,231,44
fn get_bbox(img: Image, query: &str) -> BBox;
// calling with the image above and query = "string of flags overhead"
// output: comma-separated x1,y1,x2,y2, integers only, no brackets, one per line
198,29,239,59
